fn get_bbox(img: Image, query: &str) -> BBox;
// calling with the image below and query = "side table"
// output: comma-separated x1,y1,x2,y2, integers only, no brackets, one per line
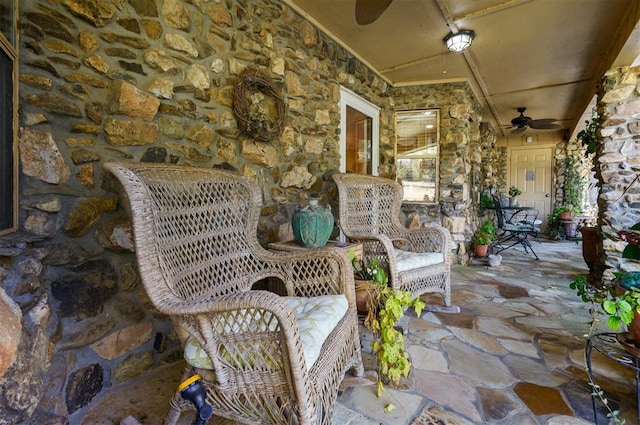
268,240,363,260
585,332,640,424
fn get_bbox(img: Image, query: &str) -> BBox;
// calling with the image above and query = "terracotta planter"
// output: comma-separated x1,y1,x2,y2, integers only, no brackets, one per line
579,226,599,273
559,211,575,221
562,220,577,238
355,279,377,314
474,244,489,258
630,310,640,346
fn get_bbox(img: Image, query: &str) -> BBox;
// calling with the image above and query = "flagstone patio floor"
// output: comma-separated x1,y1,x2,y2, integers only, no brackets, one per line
80,238,639,425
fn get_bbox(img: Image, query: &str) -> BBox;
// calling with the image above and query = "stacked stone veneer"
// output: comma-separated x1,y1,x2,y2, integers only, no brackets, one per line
596,66,640,281
0,0,489,422
392,84,491,262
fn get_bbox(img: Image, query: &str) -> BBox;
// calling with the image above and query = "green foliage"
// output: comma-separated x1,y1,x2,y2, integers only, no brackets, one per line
350,254,388,285
369,284,425,396
348,251,425,396
571,217,636,425
473,219,498,245
570,274,640,331
508,186,522,197
547,205,580,224
479,192,494,208
564,154,585,213
570,221,640,331
577,111,599,155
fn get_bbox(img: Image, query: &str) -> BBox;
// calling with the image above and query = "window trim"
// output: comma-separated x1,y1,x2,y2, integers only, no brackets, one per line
394,109,440,205
339,86,380,175
0,0,18,236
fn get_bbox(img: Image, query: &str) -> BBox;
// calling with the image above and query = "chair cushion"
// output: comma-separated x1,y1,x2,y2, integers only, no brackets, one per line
503,223,535,232
183,294,349,370
394,248,444,273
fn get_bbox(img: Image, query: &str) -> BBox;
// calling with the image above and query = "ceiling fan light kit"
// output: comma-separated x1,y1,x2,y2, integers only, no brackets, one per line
444,30,475,53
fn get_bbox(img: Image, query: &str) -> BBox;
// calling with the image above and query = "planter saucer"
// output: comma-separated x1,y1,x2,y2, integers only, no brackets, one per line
615,332,640,358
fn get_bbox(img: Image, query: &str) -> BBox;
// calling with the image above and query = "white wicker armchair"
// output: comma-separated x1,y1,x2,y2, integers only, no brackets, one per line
104,162,363,425
333,173,452,306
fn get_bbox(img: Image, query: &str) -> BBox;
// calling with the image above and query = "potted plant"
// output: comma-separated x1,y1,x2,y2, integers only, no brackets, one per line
571,222,640,344
350,253,388,313
508,186,522,207
348,251,425,397
473,219,498,257
548,205,580,239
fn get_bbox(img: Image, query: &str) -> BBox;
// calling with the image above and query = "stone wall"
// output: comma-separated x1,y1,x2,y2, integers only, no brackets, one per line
596,66,640,281
392,83,487,262
0,0,484,422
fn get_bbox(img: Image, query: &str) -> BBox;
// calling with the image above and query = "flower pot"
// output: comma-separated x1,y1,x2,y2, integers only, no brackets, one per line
559,211,575,221
509,197,519,207
354,279,376,314
474,244,489,258
579,226,599,273
562,220,577,238
291,198,334,248
630,310,640,347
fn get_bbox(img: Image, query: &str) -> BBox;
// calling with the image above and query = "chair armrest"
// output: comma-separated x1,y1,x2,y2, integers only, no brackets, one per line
261,247,357,309
174,291,313,405
394,225,451,256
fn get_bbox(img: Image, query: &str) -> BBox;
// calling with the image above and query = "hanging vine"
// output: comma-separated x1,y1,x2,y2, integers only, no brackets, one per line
233,66,287,142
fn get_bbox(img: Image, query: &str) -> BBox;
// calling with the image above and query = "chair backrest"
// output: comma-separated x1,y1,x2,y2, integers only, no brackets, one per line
104,162,266,308
492,196,506,229
332,173,403,238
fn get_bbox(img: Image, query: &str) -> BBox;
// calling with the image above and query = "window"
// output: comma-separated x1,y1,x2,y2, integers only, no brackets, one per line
395,110,439,203
0,0,18,235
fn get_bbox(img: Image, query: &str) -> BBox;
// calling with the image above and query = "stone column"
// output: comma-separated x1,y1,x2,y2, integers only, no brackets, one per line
596,66,640,281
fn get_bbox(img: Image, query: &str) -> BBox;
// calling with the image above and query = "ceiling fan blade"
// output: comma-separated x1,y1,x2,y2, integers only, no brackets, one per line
511,126,527,135
355,0,393,25
529,119,561,130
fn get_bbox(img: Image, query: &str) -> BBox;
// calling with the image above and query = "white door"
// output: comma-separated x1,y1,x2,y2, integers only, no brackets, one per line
509,146,553,229
339,87,380,175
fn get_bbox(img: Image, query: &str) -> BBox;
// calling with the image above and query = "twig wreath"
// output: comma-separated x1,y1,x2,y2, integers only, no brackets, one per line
233,66,286,142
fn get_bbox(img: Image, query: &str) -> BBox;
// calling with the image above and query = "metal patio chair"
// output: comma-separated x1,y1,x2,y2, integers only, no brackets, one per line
491,197,541,260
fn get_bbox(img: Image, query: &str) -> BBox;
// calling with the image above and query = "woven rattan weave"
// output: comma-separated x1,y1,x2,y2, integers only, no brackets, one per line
333,173,452,306
104,162,363,425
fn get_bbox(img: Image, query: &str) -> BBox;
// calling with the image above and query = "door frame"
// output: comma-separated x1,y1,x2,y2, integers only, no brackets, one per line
339,86,380,175
507,143,556,228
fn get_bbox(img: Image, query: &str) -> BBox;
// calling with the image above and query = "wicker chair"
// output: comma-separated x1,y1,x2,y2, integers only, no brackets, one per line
332,173,452,306
104,162,363,425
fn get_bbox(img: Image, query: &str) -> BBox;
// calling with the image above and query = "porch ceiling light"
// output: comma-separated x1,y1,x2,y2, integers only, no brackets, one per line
444,30,475,53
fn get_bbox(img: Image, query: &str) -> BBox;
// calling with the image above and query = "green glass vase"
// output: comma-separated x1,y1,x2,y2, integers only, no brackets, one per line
292,198,333,248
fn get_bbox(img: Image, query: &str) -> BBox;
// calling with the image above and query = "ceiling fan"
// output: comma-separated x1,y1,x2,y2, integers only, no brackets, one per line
509,107,562,135
355,0,393,25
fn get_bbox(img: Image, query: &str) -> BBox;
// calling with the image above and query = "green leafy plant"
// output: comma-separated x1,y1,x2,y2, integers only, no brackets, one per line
351,255,388,285
479,192,494,208
564,154,586,213
570,221,640,424
508,186,522,197
570,274,640,331
348,251,425,397
473,219,498,246
547,205,580,226
577,110,599,155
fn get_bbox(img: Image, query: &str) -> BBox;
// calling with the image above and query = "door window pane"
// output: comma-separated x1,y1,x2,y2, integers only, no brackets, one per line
395,110,439,203
346,106,372,174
